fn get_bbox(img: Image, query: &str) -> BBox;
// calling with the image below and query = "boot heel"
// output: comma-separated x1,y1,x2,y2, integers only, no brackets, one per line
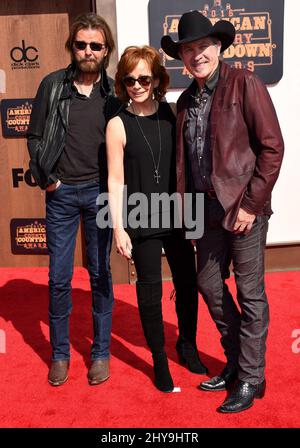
153,352,174,393
255,380,266,399
176,346,208,374
177,352,186,366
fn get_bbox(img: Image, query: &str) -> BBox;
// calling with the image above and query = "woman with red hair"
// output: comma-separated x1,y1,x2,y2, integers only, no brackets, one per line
106,46,207,392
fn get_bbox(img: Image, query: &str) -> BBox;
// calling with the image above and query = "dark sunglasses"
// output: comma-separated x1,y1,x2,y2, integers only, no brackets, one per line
122,75,153,87
74,41,106,51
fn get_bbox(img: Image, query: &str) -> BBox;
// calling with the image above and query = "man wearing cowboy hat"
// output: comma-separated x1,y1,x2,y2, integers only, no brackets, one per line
161,11,284,413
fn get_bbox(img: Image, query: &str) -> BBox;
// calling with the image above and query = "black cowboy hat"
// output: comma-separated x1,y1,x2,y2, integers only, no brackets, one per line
161,10,235,60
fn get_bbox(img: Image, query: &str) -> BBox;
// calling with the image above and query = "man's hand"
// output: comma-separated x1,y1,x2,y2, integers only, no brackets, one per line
233,207,256,235
46,180,61,192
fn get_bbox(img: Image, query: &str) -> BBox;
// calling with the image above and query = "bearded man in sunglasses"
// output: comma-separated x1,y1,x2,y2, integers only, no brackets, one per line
27,13,121,387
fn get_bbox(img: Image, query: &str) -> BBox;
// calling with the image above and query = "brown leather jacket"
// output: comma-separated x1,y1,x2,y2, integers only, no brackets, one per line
176,61,284,231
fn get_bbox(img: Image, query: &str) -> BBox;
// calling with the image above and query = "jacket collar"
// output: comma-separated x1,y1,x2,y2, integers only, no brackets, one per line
218,60,230,84
60,62,113,99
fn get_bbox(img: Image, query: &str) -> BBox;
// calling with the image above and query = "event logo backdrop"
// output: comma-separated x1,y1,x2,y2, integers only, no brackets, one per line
10,218,48,255
149,0,284,88
10,40,40,70
0,14,70,265
1,98,33,137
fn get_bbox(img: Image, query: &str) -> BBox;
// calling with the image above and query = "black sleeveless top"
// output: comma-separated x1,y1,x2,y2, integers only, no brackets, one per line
118,102,176,239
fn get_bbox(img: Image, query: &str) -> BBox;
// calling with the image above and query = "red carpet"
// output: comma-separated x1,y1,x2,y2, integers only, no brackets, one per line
0,267,299,428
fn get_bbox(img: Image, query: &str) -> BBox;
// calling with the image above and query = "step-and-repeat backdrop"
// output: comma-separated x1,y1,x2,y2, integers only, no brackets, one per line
0,1,291,270
0,14,85,267
149,0,284,87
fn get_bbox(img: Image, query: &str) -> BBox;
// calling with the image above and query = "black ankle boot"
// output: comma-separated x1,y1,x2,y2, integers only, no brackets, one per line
176,339,208,374
152,352,174,393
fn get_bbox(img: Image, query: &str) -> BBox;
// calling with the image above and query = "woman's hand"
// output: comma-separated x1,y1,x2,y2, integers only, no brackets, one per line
114,228,132,260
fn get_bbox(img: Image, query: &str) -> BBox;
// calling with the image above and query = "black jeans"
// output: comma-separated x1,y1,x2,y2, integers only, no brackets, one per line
132,231,195,284
196,197,269,384
132,231,198,349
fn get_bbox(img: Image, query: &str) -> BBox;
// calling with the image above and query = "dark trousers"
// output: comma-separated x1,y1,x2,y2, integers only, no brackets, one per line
46,180,114,361
196,197,269,384
132,231,198,353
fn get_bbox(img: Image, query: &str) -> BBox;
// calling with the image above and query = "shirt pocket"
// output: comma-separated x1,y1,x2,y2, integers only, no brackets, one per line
222,101,239,112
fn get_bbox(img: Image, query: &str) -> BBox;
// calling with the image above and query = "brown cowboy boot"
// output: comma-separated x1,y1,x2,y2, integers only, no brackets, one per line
87,360,110,385
48,360,70,386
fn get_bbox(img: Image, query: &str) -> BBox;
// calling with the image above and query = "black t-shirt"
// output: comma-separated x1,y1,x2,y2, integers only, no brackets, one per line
56,83,106,184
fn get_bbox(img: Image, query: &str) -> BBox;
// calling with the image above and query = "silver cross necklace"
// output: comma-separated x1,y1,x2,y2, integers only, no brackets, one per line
131,102,162,184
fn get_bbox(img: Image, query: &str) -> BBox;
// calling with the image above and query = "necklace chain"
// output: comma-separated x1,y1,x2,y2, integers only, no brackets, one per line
131,102,162,184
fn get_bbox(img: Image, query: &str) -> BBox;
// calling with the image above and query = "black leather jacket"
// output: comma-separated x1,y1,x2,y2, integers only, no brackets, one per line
27,63,122,189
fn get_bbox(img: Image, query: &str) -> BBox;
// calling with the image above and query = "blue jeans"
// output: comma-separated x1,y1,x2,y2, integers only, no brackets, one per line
196,197,269,384
46,180,113,361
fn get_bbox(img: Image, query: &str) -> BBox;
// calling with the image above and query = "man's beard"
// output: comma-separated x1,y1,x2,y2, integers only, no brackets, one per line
76,58,102,73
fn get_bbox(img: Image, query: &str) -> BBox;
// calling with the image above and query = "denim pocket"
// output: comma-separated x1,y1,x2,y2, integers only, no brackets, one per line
46,181,64,196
